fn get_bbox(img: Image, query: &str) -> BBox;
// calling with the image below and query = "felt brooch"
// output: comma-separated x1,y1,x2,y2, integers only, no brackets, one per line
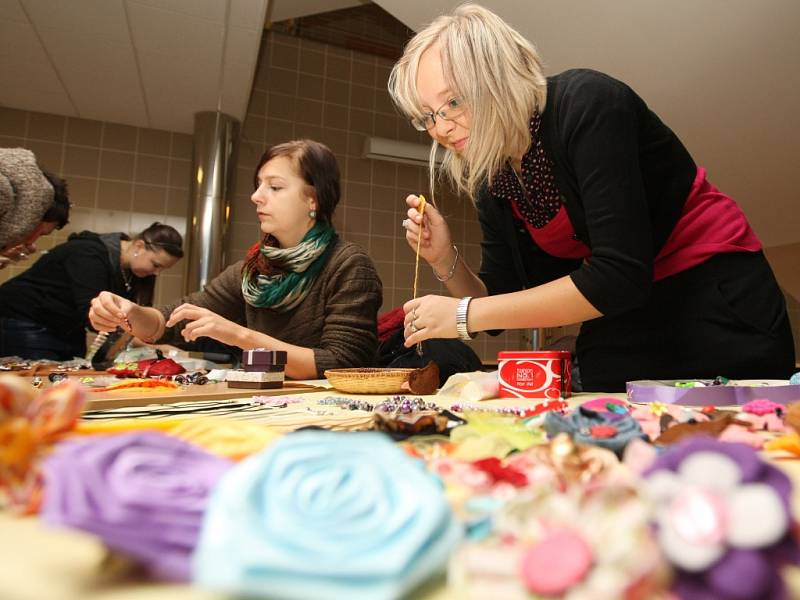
0,375,84,513
449,485,668,599
42,431,232,581
544,405,646,456
193,431,461,600
643,437,800,600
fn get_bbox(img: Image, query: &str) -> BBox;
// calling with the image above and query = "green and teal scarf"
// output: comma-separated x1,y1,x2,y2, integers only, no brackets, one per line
241,223,336,312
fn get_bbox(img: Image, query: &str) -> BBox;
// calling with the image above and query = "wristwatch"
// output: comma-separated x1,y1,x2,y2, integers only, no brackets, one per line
456,296,476,341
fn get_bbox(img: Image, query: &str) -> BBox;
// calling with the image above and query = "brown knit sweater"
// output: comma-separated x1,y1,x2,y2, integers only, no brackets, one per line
0,148,54,249
157,239,383,377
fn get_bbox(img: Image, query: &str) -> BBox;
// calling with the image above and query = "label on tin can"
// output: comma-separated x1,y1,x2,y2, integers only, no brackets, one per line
497,351,572,399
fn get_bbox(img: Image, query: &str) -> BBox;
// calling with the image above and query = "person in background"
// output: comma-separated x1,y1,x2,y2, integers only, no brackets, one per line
89,140,382,380
0,222,183,360
390,4,794,391
0,148,70,267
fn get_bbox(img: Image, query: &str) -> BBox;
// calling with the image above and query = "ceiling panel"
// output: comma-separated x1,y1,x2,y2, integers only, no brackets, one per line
0,0,268,133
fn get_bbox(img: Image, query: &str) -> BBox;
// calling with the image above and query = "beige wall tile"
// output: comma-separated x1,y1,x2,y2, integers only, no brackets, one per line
351,59,375,87
132,184,166,214
348,108,372,135
171,133,192,158
299,50,325,76
326,54,351,81
267,92,295,120
25,140,62,171
265,119,295,145
94,209,131,233
103,123,137,151
270,41,299,69
168,159,191,189
242,115,265,142
0,135,25,147
350,83,373,111
166,188,190,216
62,145,100,178
66,117,102,147
135,155,169,186
267,67,298,96
0,107,28,137
248,89,267,115
28,112,65,142
97,180,133,210
297,75,324,102
322,103,348,130
323,79,349,106
138,128,171,156
100,150,134,180
66,176,97,208
294,99,323,127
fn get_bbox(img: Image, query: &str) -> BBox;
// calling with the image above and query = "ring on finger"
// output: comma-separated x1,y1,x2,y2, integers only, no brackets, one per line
402,219,409,230
411,308,418,320
410,321,418,333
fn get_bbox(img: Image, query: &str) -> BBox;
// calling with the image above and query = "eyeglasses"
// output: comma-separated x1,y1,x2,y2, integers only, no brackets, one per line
411,96,466,131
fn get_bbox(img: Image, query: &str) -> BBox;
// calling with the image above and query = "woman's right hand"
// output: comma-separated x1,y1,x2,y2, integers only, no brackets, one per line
88,291,137,333
403,194,454,270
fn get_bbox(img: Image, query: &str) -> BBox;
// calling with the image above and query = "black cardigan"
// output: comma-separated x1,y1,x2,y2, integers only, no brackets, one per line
0,231,144,348
477,69,696,316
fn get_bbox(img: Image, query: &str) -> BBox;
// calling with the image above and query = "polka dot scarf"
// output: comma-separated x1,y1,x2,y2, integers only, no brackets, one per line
489,113,562,228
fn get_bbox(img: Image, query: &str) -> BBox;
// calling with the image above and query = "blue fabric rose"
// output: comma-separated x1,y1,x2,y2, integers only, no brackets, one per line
193,430,461,600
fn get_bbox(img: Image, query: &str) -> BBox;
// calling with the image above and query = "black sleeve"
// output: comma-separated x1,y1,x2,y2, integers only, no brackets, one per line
64,244,115,329
558,72,655,316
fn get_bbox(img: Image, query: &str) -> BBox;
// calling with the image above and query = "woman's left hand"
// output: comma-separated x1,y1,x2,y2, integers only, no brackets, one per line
402,295,461,347
166,304,247,347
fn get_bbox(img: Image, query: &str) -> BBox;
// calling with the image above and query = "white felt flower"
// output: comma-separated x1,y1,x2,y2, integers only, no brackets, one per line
645,451,789,572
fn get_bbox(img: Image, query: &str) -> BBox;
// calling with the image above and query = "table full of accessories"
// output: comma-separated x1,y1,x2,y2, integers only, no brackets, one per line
2,372,800,600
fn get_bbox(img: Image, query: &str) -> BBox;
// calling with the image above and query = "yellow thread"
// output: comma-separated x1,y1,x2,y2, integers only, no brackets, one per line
412,196,427,355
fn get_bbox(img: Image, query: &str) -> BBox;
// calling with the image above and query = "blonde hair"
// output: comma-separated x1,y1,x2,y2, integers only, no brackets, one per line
389,3,547,201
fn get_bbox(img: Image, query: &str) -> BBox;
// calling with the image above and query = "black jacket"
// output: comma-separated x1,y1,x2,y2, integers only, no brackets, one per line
0,231,145,349
477,69,696,316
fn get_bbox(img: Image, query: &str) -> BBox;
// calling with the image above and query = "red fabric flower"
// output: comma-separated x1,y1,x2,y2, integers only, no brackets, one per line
471,457,529,487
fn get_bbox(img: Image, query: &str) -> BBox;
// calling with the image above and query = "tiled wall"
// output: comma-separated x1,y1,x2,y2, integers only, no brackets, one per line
0,108,191,306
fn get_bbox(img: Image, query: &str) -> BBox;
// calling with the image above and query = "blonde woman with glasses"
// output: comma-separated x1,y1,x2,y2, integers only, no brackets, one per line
390,4,794,391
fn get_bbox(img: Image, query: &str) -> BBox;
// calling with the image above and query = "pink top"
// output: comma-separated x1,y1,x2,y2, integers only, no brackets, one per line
513,167,761,281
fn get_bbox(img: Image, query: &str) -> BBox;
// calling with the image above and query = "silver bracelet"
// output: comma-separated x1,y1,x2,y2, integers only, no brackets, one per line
456,296,476,341
432,245,459,282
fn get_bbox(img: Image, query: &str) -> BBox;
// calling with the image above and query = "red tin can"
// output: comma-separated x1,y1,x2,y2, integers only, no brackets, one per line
497,351,572,399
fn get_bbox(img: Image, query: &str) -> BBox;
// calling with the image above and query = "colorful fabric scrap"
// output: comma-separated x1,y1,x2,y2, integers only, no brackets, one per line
448,485,668,599
193,431,461,600
643,437,800,600
0,375,84,512
41,431,232,581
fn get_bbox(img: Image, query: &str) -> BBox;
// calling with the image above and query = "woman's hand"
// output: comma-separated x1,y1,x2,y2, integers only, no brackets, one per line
403,195,454,271
402,294,461,347
89,291,137,332
166,304,248,347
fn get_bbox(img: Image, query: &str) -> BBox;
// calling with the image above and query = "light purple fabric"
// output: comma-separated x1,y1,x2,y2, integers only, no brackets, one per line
41,431,232,581
627,380,800,406
645,437,799,600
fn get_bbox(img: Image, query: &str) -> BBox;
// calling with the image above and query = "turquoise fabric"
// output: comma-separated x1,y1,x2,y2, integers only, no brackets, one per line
192,430,461,600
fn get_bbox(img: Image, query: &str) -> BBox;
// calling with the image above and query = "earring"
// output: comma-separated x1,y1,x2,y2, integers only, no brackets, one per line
133,252,139,257
309,209,317,219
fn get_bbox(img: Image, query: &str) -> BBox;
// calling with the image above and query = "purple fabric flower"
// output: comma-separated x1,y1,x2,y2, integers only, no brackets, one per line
41,431,232,581
644,437,800,600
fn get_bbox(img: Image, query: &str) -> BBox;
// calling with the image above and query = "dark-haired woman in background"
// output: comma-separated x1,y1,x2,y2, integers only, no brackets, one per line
89,140,382,379
0,222,183,360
